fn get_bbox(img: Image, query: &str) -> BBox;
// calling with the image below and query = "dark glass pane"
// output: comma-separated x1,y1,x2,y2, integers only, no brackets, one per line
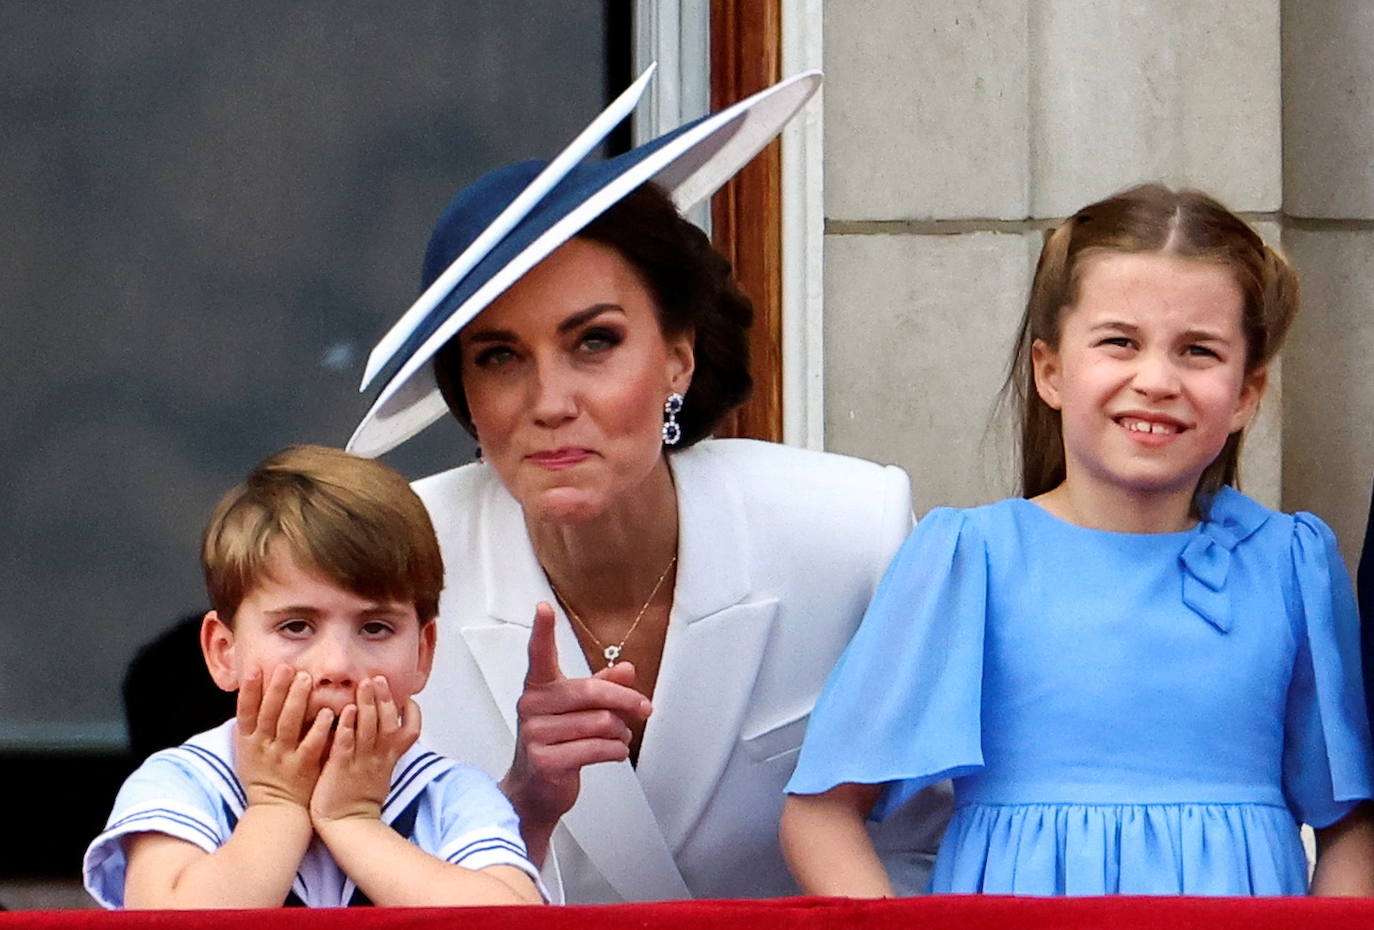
0,1,617,752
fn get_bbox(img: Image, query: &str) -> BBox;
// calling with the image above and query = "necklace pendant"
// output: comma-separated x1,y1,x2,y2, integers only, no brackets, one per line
603,644,622,665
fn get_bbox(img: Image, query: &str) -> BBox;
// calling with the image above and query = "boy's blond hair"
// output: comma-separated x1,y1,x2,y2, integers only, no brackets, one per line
201,445,443,624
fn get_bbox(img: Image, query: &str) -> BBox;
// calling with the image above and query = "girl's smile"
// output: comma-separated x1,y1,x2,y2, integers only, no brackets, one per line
1114,412,1188,438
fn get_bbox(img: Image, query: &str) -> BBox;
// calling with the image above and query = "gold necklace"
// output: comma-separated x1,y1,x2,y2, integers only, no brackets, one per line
548,555,677,668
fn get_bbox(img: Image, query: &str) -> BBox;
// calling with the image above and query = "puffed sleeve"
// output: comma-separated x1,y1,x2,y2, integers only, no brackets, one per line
786,507,986,820
1281,512,1374,828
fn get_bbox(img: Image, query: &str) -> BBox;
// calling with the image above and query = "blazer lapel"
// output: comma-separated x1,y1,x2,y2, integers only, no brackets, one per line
464,473,690,901
636,447,779,852
459,476,553,740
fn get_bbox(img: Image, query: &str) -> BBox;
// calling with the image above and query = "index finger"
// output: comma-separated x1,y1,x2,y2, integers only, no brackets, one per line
524,601,564,687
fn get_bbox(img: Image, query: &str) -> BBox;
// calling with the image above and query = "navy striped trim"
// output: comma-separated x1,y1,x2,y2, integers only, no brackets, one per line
384,753,446,816
103,808,221,848
178,744,247,808
389,751,433,791
446,836,529,865
389,751,442,793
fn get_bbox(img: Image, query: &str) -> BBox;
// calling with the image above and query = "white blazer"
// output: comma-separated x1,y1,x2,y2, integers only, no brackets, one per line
414,439,951,903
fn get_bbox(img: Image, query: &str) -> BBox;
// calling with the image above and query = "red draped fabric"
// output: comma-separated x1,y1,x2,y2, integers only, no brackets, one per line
8,896,1374,929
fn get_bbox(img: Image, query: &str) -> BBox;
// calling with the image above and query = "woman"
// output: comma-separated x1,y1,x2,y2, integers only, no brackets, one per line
347,69,949,903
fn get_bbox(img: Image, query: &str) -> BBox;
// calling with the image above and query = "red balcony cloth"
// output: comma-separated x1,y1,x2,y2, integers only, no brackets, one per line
9,896,1374,930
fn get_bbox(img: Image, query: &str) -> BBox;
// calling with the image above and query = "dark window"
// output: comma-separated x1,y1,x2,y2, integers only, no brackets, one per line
1,0,626,881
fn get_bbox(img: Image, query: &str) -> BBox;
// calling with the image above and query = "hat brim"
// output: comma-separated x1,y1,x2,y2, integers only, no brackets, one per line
358,65,660,394
347,68,822,458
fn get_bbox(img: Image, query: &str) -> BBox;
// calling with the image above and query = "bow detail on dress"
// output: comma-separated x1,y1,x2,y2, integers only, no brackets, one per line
1178,487,1272,633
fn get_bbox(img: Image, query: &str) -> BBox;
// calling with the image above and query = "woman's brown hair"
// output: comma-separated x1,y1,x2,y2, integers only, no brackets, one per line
1006,184,1301,507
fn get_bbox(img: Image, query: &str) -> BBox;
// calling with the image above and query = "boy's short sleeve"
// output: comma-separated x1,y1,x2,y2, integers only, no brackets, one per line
82,751,231,908
415,763,547,899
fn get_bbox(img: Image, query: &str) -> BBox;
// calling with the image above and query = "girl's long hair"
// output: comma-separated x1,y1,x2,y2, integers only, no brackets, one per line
1005,184,1301,506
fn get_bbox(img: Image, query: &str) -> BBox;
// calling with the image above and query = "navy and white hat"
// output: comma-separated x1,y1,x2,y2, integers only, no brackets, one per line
347,65,822,458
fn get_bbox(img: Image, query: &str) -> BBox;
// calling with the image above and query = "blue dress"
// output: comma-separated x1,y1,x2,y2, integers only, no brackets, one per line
787,487,1373,895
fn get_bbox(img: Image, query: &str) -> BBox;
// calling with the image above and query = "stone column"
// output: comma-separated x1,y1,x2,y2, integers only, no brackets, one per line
1281,1,1374,566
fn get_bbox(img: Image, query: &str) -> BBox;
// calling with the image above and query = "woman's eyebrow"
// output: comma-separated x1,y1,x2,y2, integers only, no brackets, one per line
556,303,624,334
464,327,516,344
465,304,625,344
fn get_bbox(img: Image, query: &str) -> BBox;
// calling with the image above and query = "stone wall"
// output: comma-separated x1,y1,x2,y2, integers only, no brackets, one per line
821,1,1369,568
1281,2,1374,569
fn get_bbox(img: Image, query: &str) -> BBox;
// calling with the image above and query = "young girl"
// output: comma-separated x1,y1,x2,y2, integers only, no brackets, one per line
781,184,1374,896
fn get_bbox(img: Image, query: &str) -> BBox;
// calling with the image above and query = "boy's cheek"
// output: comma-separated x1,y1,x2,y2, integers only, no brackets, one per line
243,662,306,696
383,673,424,709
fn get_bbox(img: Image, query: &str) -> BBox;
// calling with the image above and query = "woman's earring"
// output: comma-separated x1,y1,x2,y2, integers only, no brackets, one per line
662,392,685,446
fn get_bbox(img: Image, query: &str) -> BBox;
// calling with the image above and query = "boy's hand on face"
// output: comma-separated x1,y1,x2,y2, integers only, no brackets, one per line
235,664,333,811
310,676,420,827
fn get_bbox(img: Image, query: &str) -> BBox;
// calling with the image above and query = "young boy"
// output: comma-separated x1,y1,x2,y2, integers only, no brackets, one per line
84,445,543,908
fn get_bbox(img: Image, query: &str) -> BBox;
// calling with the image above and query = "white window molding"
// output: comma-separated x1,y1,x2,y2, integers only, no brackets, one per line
633,0,825,450
632,0,710,142
634,1,711,230
781,0,825,449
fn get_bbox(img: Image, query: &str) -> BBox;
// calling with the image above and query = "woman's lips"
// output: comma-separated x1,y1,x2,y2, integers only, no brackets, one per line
527,447,592,469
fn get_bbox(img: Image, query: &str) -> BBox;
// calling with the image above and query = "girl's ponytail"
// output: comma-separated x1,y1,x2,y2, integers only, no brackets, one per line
1010,221,1076,499
1256,245,1301,366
